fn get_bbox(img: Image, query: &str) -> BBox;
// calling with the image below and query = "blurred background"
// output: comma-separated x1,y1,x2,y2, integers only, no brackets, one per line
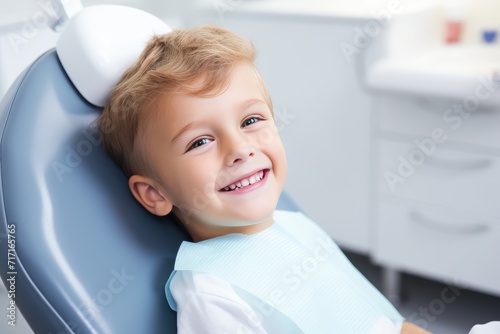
1,0,499,333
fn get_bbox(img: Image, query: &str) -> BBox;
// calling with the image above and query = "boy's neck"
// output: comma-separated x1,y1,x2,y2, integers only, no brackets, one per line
174,209,275,242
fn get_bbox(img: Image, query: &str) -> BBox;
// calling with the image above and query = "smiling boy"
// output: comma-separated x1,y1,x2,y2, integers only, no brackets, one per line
128,61,286,242
98,25,429,333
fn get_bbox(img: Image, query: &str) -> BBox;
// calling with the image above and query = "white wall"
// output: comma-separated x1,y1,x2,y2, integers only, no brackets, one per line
463,0,500,44
0,0,59,98
0,0,199,99
441,0,500,44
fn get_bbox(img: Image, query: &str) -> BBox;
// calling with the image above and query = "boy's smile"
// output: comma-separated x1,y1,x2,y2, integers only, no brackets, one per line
219,168,267,193
130,62,287,241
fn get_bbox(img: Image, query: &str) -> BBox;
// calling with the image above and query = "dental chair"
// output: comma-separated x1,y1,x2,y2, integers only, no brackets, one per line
0,5,299,334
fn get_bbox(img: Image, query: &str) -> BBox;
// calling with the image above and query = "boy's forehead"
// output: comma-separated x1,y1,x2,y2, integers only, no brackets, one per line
160,64,265,111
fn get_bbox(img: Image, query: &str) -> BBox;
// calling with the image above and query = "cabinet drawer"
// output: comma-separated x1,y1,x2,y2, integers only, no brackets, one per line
374,196,500,296
379,139,500,217
377,95,500,150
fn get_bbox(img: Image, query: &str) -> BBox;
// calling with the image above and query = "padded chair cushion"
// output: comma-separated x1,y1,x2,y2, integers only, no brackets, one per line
0,49,188,334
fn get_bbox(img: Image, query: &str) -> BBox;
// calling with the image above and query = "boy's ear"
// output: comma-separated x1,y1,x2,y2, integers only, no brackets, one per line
128,175,173,216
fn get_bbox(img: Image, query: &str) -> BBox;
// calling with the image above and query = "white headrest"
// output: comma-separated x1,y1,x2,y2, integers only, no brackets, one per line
56,5,172,107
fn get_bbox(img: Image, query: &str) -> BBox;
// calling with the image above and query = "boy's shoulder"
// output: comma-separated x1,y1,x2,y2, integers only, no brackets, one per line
170,270,235,298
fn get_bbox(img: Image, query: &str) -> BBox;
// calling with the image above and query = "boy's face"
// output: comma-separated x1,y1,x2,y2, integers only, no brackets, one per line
133,62,287,240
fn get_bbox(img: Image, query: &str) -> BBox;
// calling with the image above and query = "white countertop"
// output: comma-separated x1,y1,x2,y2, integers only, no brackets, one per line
367,45,500,105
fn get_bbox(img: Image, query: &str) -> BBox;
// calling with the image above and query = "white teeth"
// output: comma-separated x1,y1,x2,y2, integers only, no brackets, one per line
223,170,266,191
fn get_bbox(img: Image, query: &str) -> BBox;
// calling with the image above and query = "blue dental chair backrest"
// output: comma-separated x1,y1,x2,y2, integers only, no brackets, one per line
0,47,187,333
0,5,299,334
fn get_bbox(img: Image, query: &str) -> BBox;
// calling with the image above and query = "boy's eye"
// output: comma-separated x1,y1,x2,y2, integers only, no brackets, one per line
242,116,264,128
188,137,212,151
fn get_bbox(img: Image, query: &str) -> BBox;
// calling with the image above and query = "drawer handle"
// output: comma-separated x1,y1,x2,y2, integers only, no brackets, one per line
417,97,498,113
409,211,490,235
426,156,494,171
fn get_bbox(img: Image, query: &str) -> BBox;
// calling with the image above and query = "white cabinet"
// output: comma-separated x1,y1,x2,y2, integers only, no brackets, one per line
371,95,500,297
379,136,500,218
363,0,500,298
376,195,500,297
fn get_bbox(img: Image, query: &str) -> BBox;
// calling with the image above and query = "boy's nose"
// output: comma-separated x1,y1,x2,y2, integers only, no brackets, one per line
224,138,256,167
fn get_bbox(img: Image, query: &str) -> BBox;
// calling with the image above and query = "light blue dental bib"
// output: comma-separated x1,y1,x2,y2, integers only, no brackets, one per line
166,211,403,333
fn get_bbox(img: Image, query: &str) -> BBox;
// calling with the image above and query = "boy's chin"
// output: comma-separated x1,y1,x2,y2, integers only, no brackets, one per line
173,194,279,229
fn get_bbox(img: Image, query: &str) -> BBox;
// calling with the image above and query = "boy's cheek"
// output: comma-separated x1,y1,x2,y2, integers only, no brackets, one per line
251,125,280,147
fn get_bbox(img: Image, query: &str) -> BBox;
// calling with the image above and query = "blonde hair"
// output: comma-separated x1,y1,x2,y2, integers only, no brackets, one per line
98,25,272,177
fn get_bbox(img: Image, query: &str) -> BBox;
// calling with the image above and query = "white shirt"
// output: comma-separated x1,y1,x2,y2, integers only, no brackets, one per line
170,270,269,333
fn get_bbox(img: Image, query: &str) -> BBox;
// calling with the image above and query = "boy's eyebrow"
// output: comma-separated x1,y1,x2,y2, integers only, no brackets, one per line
171,120,210,144
243,99,267,110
